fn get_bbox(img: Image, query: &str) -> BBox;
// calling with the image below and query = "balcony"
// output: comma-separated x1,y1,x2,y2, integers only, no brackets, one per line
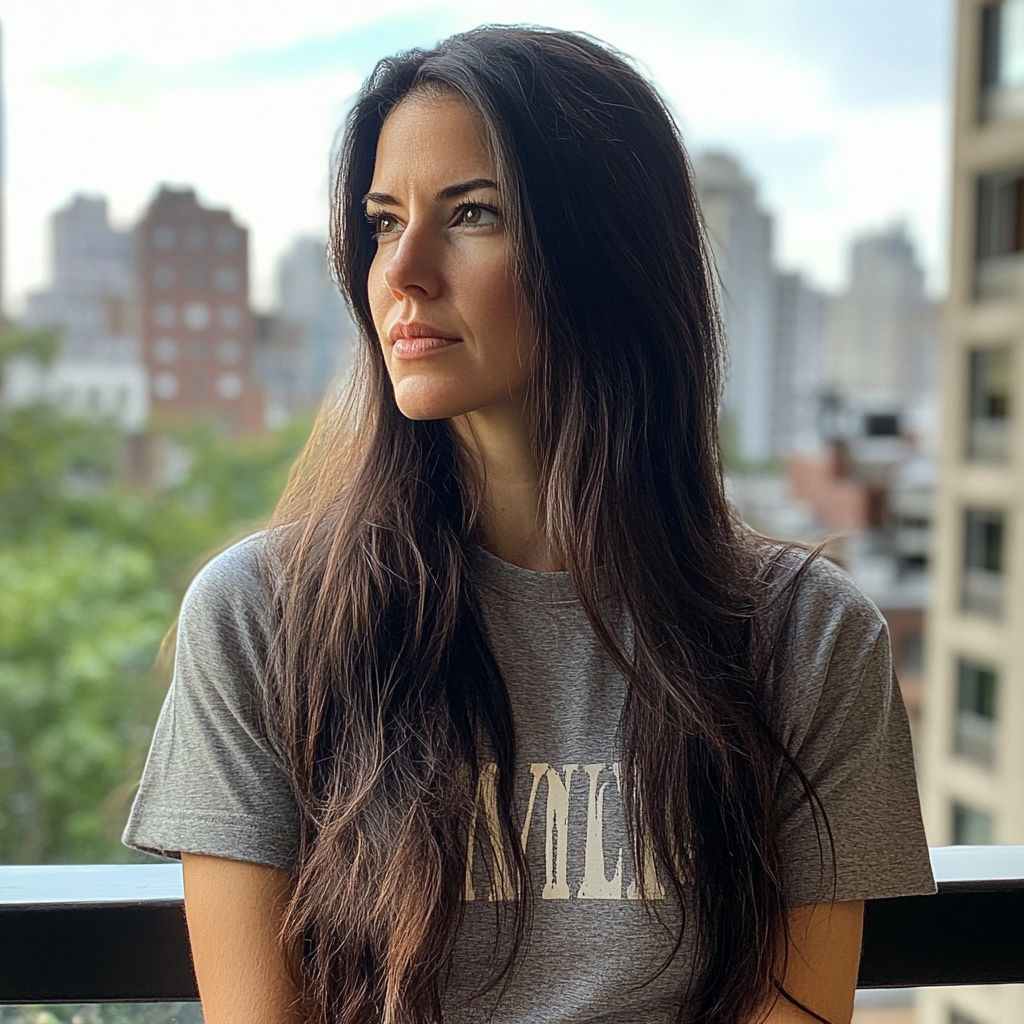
976,253,1024,301
1,847,1023,1008
962,567,1004,619
967,418,1010,463
955,710,998,769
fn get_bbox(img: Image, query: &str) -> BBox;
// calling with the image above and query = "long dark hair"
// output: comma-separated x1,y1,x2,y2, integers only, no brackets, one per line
262,25,828,1024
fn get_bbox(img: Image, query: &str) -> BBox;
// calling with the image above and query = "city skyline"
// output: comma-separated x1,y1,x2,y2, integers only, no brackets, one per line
2,0,954,314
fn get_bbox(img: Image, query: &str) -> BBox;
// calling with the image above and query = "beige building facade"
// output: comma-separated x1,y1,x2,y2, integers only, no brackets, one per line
918,2,1024,1023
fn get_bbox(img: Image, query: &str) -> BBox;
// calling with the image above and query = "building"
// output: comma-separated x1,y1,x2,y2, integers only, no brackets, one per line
693,153,779,464
135,186,264,436
774,271,827,457
824,224,941,405
917,2,1024,1023
15,195,146,431
25,195,134,356
257,235,355,424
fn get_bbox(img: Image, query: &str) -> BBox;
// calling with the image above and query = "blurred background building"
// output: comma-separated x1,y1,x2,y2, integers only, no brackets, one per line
136,186,264,437
257,235,355,427
2,188,356,450
916,2,1024,1023
9,195,146,430
694,152,781,465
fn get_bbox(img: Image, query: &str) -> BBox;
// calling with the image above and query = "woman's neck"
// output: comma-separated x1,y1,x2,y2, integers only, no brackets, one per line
452,404,565,573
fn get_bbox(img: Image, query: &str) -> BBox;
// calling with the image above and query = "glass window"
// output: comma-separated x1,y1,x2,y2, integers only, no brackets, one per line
184,264,208,288
981,0,1024,120
214,266,241,292
153,338,178,364
153,304,176,328
215,227,240,251
183,303,210,331
151,225,176,250
967,347,1011,461
152,371,179,400
955,659,998,768
153,265,175,289
864,413,900,437
975,169,1024,299
962,509,1006,618
952,803,994,845
217,339,242,364
217,373,244,400
218,304,242,329
184,226,208,251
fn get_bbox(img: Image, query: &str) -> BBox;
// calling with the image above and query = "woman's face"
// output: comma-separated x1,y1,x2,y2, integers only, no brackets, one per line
365,92,533,423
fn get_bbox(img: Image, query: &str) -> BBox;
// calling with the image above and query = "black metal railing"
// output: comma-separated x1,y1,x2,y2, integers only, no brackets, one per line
1,846,1023,1004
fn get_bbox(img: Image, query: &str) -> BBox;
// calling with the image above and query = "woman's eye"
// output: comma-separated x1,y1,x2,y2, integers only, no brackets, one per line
368,213,401,238
456,204,500,228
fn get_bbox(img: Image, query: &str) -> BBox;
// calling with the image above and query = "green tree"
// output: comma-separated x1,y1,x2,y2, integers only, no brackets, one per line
0,329,313,862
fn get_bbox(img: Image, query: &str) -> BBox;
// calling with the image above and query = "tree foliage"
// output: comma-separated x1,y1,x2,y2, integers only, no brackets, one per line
0,330,312,863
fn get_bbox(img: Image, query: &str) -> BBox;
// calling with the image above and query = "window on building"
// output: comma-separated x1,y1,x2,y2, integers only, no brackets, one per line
184,303,210,331
214,266,241,292
864,413,900,437
218,304,243,329
215,227,240,252
153,338,178,364
153,264,175,288
217,339,242,364
967,347,1011,461
153,303,176,328
962,508,1006,617
217,373,244,400
955,659,998,768
185,264,209,288
952,803,994,845
981,0,1024,120
184,226,208,251
976,168,1024,299
152,225,175,250
152,372,179,400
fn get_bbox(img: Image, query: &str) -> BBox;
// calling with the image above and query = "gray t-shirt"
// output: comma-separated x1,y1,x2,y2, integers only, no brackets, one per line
124,534,935,1023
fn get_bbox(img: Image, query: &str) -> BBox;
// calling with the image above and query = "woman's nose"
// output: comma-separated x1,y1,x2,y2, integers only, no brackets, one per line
381,223,442,302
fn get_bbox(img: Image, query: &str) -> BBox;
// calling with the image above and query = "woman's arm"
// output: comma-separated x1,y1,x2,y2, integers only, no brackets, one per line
764,900,864,1024
181,852,303,1024
182,853,862,1024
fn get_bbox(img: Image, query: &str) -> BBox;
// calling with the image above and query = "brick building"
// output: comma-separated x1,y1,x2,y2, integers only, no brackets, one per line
136,187,264,435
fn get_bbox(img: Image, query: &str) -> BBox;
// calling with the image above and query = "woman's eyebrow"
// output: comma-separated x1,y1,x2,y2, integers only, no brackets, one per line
435,178,498,200
362,178,498,207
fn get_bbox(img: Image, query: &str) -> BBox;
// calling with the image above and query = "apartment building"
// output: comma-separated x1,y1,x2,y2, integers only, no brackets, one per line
917,2,1024,1023
136,186,265,436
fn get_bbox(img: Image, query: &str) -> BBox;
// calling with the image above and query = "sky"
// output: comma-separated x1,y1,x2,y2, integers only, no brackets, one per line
1,0,955,313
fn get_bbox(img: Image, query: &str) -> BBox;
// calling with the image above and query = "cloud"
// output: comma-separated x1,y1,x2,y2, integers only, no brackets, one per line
42,11,454,104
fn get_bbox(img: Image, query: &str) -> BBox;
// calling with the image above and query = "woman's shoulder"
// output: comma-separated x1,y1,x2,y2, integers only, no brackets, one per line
179,531,278,642
758,542,888,678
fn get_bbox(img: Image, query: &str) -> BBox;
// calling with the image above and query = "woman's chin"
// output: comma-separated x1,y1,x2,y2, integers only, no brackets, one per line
392,378,476,421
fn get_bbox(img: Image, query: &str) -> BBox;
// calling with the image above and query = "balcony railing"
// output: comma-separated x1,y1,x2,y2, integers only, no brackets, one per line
962,567,1005,619
1,846,1024,1004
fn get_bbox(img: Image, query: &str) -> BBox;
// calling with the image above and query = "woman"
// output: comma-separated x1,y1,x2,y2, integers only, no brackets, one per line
125,26,935,1024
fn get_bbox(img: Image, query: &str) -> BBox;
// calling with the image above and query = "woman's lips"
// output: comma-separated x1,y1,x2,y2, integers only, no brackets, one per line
391,335,462,359
389,322,463,360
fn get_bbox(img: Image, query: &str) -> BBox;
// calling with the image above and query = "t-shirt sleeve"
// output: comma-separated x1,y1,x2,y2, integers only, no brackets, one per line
771,558,936,906
122,536,300,869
